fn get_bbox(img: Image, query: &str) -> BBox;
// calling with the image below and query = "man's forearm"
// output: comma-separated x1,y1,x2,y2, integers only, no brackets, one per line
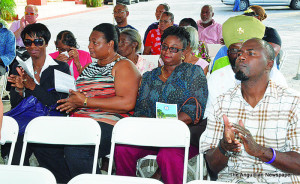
256,147,300,175
205,147,229,175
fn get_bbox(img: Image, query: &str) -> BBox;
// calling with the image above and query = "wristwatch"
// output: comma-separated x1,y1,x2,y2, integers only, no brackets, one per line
218,139,233,157
83,97,88,107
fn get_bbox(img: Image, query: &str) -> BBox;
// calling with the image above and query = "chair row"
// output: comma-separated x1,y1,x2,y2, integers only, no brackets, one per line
0,116,214,183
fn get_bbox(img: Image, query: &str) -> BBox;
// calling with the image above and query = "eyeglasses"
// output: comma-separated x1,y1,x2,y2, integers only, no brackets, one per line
159,20,171,24
25,12,36,16
112,11,126,15
228,48,240,54
161,44,184,53
24,38,45,47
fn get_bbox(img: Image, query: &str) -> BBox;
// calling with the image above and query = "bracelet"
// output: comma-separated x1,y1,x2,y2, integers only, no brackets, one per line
265,148,276,164
15,87,25,93
83,97,88,107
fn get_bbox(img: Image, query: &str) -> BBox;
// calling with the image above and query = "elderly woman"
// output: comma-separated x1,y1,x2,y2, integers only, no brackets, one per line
50,30,92,80
115,26,208,184
143,11,174,55
2,23,70,182
183,26,209,75
118,29,155,75
56,23,141,180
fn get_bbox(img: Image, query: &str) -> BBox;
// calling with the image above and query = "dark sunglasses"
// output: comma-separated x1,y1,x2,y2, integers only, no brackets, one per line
161,44,184,53
24,39,45,47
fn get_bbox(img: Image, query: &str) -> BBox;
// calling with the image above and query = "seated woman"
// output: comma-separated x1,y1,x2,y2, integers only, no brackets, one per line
118,28,156,75
143,11,174,55
183,26,209,75
1,23,71,182
56,23,141,180
114,26,208,184
49,30,92,79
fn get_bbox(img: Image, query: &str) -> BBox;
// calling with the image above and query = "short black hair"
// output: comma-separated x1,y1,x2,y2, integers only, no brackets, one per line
179,18,198,31
161,26,190,50
158,3,170,11
55,30,79,49
93,23,120,52
21,23,51,44
161,11,174,22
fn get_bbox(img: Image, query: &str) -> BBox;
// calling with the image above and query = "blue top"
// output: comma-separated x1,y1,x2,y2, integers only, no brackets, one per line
134,62,208,121
0,23,16,67
117,24,138,32
210,45,228,73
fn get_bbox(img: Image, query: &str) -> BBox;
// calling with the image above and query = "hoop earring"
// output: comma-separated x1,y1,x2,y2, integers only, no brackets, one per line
181,55,186,62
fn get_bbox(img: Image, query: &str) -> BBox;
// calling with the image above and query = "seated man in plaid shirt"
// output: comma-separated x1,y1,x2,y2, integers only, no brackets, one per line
200,38,300,183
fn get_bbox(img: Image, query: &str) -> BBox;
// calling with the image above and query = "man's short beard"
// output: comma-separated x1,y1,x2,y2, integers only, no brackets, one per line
235,70,249,82
202,19,212,24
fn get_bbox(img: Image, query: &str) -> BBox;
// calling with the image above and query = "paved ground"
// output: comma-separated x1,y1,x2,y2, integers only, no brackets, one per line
13,0,300,91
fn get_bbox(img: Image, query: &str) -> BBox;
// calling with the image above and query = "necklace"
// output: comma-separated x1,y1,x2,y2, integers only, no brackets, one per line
161,66,168,80
33,66,42,75
99,53,118,66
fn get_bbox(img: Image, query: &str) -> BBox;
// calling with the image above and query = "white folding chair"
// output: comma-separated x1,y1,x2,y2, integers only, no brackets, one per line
108,117,190,184
187,180,231,184
199,133,208,180
0,116,19,165
19,116,101,174
68,173,164,184
0,165,56,184
140,55,160,68
0,70,9,100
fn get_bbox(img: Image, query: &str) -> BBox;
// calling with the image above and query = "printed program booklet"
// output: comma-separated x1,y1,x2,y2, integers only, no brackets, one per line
156,102,178,119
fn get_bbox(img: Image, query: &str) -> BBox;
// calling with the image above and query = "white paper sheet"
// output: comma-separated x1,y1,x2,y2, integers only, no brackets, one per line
16,56,34,79
54,69,76,93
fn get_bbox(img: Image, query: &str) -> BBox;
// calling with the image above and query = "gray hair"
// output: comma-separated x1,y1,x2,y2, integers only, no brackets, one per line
120,28,142,51
202,5,214,13
184,26,199,53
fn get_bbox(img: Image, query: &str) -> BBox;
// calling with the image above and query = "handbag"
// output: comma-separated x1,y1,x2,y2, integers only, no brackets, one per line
178,97,206,147
4,95,63,135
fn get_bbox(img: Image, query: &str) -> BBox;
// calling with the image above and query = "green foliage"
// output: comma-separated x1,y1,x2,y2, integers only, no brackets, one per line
0,0,16,21
0,18,8,28
86,0,103,7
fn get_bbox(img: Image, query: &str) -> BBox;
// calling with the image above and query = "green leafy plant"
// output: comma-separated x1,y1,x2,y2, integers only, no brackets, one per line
86,0,103,7
0,0,16,20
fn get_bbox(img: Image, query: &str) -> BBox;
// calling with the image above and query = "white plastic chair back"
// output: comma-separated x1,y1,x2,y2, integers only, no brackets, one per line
206,44,223,60
68,173,164,184
187,180,231,184
20,116,101,174
108,117,190,184
0,165,56,184
140,55,159,68
0,116,19,165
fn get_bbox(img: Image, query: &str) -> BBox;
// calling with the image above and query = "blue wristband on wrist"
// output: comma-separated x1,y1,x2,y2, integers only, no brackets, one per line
265,148,276,164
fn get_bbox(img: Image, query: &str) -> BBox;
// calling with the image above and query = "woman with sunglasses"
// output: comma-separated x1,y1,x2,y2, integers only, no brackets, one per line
3,23,71,183
118,29,155,75
56,23,141,181
114,26,208,184
50,30,92,80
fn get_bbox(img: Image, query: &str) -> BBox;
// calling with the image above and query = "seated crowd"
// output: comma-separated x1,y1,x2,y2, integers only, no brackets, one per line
0,2,299,184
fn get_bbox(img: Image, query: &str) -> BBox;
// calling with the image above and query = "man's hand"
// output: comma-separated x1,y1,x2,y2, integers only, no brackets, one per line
221,114,242,152
232,120,263,157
